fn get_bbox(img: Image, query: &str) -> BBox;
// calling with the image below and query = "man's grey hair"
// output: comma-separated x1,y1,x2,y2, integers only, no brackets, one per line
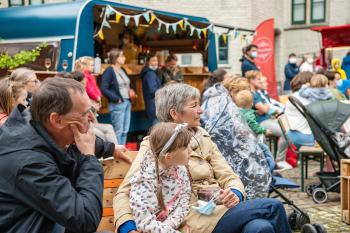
31,78,85,123
155,83,200,122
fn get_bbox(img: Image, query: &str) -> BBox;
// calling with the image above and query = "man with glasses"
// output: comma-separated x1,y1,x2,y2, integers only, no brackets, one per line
0,78,113,233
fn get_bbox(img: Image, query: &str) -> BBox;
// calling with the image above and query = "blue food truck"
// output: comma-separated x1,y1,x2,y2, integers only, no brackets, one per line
0,0,251,137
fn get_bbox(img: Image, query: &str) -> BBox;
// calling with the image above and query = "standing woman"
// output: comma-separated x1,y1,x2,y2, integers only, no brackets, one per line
9,68,40,106
101,48,133,145
141,52,161,125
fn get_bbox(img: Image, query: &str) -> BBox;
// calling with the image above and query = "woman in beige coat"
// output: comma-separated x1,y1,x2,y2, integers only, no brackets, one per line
113,83,291,233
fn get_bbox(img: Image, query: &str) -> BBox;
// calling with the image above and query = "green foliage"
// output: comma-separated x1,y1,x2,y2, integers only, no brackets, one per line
0,43,47,69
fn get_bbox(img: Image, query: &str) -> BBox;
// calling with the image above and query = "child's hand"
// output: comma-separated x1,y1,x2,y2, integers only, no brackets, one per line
265,129,273,136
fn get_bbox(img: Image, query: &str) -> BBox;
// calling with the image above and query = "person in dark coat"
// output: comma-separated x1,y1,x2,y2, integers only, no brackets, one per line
0,78,113,233
284,53,299,94
240,44,259,77
141,52,161,125
342,50,350,79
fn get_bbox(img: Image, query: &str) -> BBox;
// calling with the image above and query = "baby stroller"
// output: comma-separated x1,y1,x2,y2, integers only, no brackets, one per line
288,96,350,205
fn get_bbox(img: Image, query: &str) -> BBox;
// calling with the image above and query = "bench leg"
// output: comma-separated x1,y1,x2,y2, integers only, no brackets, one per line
305,156,308,179
301,154,304,192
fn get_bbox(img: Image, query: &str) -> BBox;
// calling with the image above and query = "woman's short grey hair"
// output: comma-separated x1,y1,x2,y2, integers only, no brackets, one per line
9,68,36,84
155,83,200,122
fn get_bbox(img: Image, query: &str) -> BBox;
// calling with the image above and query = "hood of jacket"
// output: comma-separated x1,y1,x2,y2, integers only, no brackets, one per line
141,66,157,78
202,83,228,102
343,55,350,65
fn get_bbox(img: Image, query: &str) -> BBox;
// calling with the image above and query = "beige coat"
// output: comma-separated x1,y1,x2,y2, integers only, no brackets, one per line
113,127,246,233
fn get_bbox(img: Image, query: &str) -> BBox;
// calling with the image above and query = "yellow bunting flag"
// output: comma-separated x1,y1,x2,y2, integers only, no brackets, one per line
116,13,122,23
98,30,104,40
222,34,227,44
179,20,184,31
150,13,156,24
202,29,207,38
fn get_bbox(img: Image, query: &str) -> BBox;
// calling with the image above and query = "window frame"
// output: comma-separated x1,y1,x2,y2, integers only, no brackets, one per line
217,35,229,65
311,0,326,23
8,0,24,7
291,0,307,25
29,0,45,5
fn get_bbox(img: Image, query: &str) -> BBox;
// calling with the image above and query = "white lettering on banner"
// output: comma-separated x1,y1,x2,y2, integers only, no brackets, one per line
255,37,273,64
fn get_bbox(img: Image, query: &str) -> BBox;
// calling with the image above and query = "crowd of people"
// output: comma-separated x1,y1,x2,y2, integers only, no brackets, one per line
1,43,348,233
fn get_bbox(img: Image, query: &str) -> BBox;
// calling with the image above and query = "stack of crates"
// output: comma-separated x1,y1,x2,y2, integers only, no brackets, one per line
341,159,350,224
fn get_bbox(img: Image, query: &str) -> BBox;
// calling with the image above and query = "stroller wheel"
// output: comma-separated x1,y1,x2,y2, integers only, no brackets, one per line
301,224,317,233
296,212,311,230
306,184,314,196
313,223,327,233
288,211,298,230
312,188,328,204
288,210,311,230
306,183,320,196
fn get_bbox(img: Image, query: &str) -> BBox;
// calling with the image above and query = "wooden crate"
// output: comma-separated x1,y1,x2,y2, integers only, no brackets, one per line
97,151,138,232
341,159,350,224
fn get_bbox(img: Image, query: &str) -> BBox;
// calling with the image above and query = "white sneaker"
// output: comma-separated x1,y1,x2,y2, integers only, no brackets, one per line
275,161,293,171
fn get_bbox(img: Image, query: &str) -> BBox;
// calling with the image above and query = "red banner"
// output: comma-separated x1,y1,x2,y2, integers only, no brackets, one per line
252,18,277,99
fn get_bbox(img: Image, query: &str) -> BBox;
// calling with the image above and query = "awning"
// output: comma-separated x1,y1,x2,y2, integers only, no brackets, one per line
311,24,350,48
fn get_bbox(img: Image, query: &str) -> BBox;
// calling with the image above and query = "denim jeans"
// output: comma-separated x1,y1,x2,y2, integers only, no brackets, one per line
212,198,291,233
108,100,131,145
287,130,315,148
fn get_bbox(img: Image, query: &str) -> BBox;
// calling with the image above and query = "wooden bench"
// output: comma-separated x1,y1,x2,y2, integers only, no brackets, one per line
97,151,138,232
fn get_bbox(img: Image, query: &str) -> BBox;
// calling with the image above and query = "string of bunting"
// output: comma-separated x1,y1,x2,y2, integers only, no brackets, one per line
94,4,255,44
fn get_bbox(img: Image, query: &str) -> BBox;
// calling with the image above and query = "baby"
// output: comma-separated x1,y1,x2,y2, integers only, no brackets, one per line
235,90,275,170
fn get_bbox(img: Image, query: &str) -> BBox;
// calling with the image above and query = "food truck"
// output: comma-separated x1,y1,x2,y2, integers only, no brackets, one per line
311,24,350,68
0,0,253,134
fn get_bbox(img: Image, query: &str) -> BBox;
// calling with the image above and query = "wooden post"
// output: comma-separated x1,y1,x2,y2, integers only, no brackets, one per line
341,159,350,224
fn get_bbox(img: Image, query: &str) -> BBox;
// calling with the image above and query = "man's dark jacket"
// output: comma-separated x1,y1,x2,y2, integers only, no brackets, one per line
0,107,113,233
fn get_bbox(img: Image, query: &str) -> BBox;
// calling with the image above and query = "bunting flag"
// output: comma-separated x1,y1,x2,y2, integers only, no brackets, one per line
124,16,130,26
222,34,227,44
98,30,104,40
196,29,201,39
150,13,156,24
189,25,195,36
202,28,207,38
171,24,177,33
179,20,184,30
105,5,114,17
102,19,111,29
158,22,162,31
143,12,150,23
94,4,252,40
134,15,140,26
116,13,122,23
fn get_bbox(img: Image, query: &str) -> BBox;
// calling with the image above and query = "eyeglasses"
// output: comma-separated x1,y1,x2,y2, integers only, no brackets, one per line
81,106,96,117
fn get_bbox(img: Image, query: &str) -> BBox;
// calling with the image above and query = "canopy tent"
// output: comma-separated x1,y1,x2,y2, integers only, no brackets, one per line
312,24,350,48
0,0,218,70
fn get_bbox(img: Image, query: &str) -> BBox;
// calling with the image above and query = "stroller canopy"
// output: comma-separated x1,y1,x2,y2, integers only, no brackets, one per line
306,100,350,133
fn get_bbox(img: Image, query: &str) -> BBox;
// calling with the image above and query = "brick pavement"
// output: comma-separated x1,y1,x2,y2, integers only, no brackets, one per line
277,160,350,233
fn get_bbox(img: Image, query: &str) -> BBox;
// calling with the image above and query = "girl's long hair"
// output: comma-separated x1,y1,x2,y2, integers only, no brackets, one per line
149,122,191,210
0,78,25,114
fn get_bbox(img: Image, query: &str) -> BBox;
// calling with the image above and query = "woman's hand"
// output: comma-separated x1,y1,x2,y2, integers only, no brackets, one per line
216,188,240,209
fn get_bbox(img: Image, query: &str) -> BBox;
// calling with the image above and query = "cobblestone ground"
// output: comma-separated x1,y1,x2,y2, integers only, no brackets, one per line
277,160,350,233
